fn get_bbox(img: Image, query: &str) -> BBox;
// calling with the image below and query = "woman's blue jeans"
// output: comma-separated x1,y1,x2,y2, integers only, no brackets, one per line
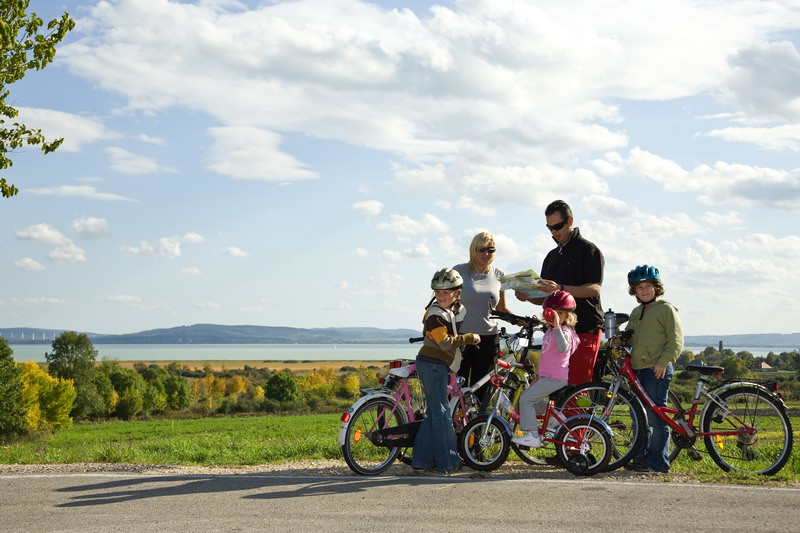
412,359,461,473
634,364,674,472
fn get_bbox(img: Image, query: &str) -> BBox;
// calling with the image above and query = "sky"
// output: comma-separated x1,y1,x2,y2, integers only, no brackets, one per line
1,0,799,337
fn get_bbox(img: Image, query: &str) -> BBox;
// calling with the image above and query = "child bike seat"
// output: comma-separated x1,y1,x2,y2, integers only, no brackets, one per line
388,364,416,378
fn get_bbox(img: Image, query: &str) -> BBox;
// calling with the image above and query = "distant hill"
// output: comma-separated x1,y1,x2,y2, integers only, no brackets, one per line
0,324,421,345
2,324,798,348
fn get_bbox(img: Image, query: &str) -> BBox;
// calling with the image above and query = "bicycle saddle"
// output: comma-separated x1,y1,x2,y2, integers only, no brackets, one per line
686,363,724,376
388,364,416,378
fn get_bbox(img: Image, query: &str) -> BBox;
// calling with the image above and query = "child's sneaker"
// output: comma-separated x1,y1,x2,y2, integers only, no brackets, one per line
512,431,541,448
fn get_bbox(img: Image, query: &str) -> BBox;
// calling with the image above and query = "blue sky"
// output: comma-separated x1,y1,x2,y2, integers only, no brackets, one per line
2,0,799,337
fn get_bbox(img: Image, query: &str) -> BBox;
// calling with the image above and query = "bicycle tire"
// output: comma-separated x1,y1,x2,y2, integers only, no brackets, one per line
557,381,647,471
457,414,511,471
701,386,793,476
341,397,408,475
555,416,613,476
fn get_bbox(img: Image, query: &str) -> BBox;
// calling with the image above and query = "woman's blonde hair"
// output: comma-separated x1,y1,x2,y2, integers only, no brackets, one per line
468,231,495,273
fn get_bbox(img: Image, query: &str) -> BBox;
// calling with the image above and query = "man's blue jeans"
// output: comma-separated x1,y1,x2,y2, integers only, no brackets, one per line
412,359,461,473
634,364,674,472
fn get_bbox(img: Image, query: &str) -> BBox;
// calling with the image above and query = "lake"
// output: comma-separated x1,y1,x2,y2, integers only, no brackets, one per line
9,343,421,363
9,343,793,364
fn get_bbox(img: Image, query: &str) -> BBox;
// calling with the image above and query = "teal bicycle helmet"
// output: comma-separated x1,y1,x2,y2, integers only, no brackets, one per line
627,265,660,284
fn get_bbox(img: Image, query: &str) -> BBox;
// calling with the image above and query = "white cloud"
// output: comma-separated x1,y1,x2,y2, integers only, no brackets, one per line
122,236,182,258
122,233,203,258
182,232,205,243
15,223,70,244
105,294,143,305
352,200,384,216
48,243,87,263
72,216,109,238
457,195,496,217
27,185,135,201
743,233,800,261
106,147,176,175
16,107,117,151
378,213,448,236
10,297,66,306
182,267,202,275
353,248,369,257
15,258,46,271
224,246,249,257
625,148,800,211
63,0,800,171
703,210,745,228
207,127,318,182
196,301,221,310
137,133,165,145
719,41,800,123
681,239,788,282
704,124,800,152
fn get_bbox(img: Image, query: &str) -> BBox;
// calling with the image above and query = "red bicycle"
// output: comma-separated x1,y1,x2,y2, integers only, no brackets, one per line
559,311,794,475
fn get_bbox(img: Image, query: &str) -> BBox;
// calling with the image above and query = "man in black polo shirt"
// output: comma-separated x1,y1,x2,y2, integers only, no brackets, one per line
516,199,604,385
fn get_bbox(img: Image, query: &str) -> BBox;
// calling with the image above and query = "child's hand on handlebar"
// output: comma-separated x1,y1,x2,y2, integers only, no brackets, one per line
472,334,481,345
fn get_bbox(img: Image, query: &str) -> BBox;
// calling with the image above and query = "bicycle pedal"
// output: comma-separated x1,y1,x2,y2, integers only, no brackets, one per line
687,448,702,461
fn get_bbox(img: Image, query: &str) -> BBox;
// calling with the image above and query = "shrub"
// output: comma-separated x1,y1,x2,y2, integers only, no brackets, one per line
0,338,26,441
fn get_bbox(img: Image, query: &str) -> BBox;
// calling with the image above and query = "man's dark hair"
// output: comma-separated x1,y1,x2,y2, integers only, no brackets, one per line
545,200,572,220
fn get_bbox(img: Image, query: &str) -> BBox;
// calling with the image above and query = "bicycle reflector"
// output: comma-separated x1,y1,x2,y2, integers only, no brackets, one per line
341,412,351,423
389,360,403,369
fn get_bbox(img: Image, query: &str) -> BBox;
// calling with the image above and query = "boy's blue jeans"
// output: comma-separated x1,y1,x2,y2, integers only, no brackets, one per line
634,364,674,472
412,359,461,473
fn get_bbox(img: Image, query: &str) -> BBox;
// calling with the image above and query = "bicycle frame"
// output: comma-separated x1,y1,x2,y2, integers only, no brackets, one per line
617,351,765,442
338,361,493,448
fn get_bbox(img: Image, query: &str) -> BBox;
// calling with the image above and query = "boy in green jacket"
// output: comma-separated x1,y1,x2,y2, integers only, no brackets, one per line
624,265,683,473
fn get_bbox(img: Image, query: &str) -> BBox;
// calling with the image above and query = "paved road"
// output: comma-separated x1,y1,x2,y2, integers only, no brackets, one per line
2,472,799,532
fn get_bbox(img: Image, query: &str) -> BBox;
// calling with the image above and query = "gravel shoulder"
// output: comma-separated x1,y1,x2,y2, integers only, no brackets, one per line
0,460,745,484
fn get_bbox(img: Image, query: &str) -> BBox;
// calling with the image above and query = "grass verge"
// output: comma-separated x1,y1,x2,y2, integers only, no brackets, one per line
1,413,798,485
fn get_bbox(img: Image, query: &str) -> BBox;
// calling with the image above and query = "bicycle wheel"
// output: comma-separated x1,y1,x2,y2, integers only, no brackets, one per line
701,386,793,475
458,414,511,471
558,381,647,471
555,416,612,476
341,397,409,476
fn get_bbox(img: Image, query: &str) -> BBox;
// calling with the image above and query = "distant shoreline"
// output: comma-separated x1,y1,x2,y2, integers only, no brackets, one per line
114,360,393,372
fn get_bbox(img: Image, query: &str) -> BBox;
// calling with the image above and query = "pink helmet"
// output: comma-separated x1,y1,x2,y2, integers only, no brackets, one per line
543,289,576,311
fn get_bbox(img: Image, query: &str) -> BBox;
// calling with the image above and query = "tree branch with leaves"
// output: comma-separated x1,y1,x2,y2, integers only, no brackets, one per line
1,0,74,198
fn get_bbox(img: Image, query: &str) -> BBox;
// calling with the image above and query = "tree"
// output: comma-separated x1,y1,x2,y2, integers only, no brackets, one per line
19,361,75,431
720,356,749,379
45,331,98,380
0,337,26,441
1,1,75,197
265,371,304,403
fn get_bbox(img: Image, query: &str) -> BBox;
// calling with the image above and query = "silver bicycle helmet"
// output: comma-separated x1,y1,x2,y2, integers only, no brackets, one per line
431,268,463,290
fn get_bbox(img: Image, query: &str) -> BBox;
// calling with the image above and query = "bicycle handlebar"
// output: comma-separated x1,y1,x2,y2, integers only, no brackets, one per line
490,309,541,327
408,337,424,343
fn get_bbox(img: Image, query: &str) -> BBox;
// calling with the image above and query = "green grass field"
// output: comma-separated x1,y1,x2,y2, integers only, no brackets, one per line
1,412,798,485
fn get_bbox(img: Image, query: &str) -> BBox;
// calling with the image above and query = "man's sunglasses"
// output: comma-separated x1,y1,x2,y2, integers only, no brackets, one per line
546,220,568,231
